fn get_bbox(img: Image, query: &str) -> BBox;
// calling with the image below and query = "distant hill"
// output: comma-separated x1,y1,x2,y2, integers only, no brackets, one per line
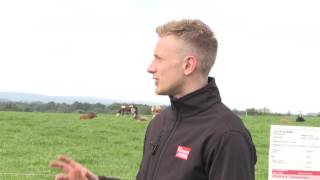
0,92,122,104
0,92,164,105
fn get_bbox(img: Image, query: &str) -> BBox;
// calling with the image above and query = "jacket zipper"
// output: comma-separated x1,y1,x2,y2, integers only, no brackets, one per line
151,109,180,180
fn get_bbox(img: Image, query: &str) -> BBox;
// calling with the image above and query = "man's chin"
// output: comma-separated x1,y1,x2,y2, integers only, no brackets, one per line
155,89,166,96
155,91,162,95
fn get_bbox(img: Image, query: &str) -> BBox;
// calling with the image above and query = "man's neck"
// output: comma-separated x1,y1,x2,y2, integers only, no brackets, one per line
173,76,208,99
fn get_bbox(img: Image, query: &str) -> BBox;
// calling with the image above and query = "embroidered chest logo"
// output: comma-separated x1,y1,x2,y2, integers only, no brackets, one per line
176,145,192,160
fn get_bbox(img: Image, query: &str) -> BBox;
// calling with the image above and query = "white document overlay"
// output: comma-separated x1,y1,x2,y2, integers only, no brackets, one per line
269,125,320,180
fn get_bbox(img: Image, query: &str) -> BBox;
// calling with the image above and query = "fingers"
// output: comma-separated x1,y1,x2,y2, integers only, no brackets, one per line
50,155,98,180
49,160,73,173
50,160,71,173
85,171,99,180
58,155,77,167
55,173,68,180
71,167,83,180
52,165,89,180
55,171,88,180
50,155,78,171
58,155,84,170
58,155,73,163
50,155,79,178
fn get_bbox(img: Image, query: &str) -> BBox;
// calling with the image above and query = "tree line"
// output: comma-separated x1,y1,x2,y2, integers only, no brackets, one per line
233,107,280,116
1,101,319,117
0,101,154,115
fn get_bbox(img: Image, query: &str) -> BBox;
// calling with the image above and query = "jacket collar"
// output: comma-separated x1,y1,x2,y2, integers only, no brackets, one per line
169,77,221,117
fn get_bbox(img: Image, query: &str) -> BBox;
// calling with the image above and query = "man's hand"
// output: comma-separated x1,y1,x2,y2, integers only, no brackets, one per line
49,155,99,180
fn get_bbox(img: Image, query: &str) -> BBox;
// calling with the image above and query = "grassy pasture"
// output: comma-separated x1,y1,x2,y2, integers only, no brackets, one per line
0,111,319,180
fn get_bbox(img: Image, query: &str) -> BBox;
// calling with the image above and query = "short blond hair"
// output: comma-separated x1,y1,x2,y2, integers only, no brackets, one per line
156,19,218,75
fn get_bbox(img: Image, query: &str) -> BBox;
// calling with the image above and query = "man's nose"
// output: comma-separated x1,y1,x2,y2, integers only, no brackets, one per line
147,60,156,74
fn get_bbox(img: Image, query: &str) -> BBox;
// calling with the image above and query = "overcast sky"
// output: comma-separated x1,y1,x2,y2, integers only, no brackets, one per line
0,0,319,114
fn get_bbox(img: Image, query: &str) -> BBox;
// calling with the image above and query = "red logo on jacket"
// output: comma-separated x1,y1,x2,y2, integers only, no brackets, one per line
176,146,192,160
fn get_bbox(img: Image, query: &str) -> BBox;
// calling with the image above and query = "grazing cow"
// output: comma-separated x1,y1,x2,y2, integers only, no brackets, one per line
117,105,132,116
296,114,305,122
117,104,139,119
80,112,97,120
151,105,162,118
130,105,139,119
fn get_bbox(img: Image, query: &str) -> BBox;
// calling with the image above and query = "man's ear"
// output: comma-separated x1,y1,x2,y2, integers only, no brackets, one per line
183,56,198,75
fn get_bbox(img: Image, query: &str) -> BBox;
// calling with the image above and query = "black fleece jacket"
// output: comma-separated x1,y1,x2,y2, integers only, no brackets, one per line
136,77,257,180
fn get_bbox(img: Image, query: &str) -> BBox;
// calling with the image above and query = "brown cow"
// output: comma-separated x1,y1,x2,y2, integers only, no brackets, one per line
80,112,97,120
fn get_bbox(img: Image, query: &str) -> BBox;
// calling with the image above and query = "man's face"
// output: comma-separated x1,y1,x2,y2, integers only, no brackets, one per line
147,35,186,97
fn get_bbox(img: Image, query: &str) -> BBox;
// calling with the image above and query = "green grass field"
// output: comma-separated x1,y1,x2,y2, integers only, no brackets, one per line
0,111,319,180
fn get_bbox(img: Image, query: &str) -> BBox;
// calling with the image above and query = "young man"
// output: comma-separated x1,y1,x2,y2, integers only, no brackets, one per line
50,19,257,180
